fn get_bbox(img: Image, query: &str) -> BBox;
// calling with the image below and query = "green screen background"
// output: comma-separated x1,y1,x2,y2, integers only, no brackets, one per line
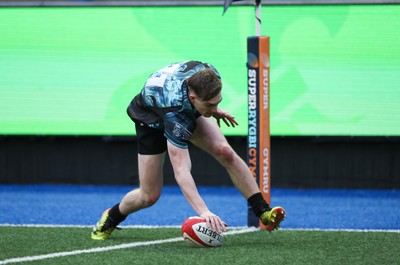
0,5,399,136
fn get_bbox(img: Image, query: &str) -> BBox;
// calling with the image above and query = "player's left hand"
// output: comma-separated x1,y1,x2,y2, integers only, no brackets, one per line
212,108,238,128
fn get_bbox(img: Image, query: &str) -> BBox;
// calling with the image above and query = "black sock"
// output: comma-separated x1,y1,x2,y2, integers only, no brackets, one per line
108,203,127,226
247,192,271,218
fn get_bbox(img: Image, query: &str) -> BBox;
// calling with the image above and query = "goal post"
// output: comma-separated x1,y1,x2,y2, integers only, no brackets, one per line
247,36,271,229
223,0,271,229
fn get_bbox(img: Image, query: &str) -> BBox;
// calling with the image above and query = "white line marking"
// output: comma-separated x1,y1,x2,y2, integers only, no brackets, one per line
0,227,259,265
0,224,181,229
282,228,400,233
1,224,398,233
0,224,250,229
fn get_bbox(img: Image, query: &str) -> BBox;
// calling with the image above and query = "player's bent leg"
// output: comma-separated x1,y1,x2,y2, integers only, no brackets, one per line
91,153,165,240
119,153,165,214
192,117,286,232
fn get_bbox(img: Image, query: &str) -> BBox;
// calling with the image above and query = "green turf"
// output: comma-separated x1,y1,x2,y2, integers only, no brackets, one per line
1,226,399,265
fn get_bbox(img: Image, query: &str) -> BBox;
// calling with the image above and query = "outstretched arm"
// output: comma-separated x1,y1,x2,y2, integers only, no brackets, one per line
167,141,227,232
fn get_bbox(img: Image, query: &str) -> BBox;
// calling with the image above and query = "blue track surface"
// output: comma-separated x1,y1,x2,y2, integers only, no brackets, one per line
1,185,399,230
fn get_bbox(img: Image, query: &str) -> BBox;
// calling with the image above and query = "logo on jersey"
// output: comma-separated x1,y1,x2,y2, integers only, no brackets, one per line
172,123,192,141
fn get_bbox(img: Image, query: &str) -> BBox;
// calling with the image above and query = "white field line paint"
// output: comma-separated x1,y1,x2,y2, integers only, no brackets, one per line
0,224,181,229
0,227,259,265
282,228,400,233
1,224,399,233
0,224,249,230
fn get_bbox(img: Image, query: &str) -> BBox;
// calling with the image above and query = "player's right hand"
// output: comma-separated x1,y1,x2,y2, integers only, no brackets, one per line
200,210,227,233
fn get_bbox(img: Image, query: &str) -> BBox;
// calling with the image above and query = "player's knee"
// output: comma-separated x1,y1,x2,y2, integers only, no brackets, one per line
140,193,160,208
214,144,236,166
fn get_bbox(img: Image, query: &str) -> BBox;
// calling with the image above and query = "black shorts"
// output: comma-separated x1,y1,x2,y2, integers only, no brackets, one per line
135,122,167,155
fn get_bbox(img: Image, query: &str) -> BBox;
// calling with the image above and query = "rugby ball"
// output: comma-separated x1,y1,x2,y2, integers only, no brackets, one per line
181,216,224,247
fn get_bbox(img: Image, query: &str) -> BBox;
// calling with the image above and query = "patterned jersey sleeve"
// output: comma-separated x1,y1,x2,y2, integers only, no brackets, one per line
163,111,197,149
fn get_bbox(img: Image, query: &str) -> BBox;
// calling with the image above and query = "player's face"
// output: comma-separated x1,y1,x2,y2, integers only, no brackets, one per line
190,93,222,117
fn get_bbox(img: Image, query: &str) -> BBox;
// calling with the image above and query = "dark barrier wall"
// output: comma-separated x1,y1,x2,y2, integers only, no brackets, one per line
0,136,399,189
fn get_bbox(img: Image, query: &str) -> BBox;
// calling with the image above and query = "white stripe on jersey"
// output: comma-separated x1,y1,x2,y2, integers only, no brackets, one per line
145,63,182,88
